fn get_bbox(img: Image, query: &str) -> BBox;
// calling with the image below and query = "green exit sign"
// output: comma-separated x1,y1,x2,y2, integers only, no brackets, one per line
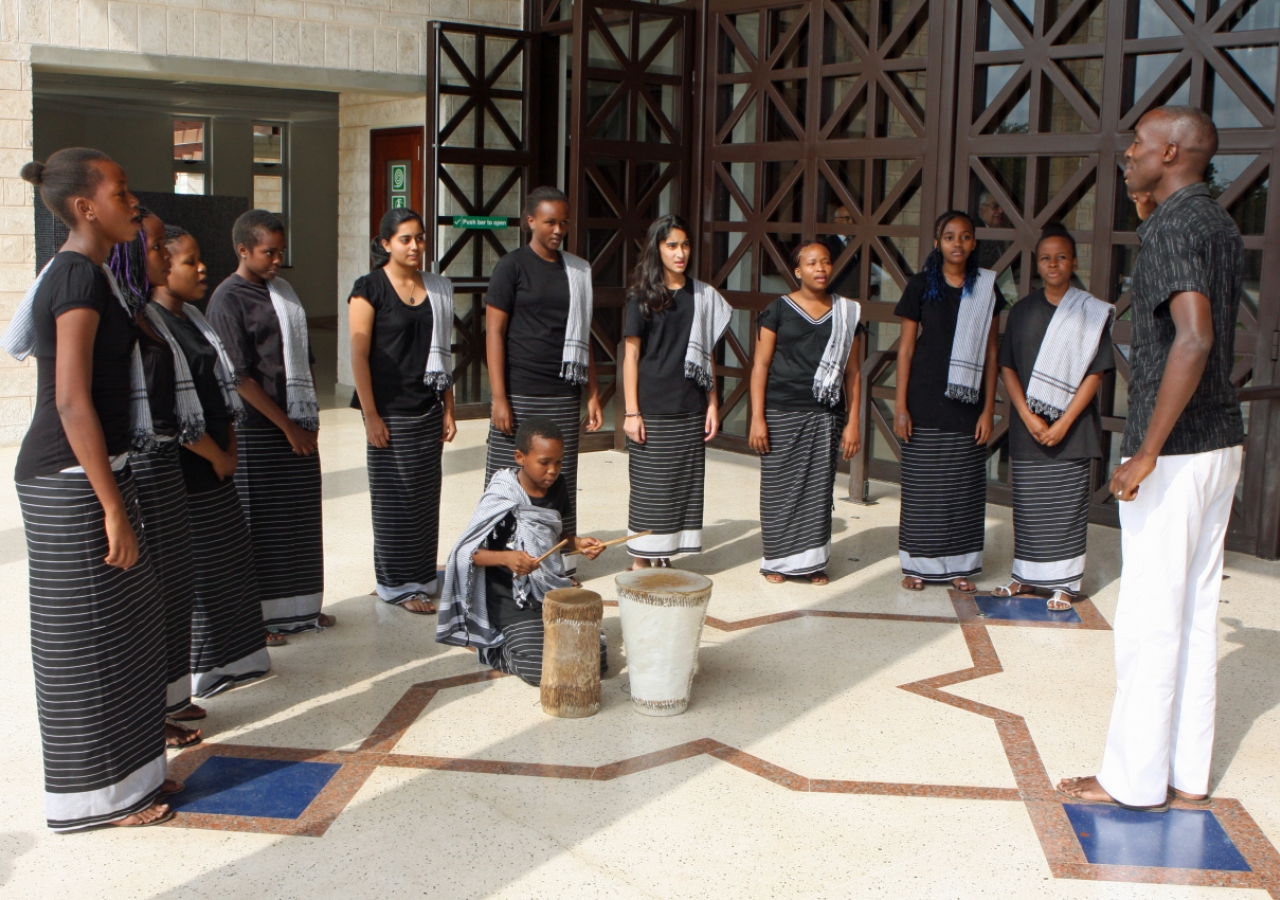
452,215,509,229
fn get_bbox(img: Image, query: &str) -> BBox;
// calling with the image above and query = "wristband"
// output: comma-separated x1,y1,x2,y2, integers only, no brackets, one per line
625,412,643,418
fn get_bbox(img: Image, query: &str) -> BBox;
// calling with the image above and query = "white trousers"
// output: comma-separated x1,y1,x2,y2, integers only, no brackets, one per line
1098,446,1241,807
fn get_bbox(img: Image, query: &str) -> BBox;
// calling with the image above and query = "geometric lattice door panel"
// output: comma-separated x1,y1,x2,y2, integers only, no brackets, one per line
955,0,1280,554
704,0,948,444
426,22,538,411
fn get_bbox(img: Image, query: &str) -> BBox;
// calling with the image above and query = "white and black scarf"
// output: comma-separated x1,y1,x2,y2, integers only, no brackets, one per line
1025,287,1113,421
142,302,248,443
436,467,571,650
422,272,454,393
944,268,999,405
265,276,319,431
813,295,861,407
560,251,593,385
684,280,733,391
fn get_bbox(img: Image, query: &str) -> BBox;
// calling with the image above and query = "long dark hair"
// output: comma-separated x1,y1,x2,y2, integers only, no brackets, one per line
627,214,692,319
921,210,979,303
106,206,154,314
370,207,426,268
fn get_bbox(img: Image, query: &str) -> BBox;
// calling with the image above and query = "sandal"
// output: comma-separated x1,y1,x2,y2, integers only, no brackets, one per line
111,803,174,828
164,722,202,749
400,594,437,615
992,580,1026,598
1047,590,1073,612
265,631,288,647
317,613,337,628
807,571,830,585
160,778,185,795
901,576,924,591
1057,777,1170,813
168,703,206,722
951,578,978,594
763,572,786,584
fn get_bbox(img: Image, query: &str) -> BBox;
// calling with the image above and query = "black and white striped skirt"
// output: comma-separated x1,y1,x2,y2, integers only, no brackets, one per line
1010,458,1091,594
131,439,196,714
899,428,988,581
187,478,272,697
760,409,842,576
18,467,168,831
368,404,443,601
627,412,705,558
485,394,581,537
234,426,324,633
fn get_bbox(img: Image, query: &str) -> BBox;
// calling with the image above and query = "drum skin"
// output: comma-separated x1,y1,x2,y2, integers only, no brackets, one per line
540,588,603,718
614,570,713,716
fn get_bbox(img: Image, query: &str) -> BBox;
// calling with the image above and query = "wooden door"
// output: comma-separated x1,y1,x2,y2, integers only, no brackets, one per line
370,127,426,240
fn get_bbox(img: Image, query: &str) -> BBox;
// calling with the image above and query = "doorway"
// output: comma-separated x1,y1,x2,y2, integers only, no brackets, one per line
370,126,426,242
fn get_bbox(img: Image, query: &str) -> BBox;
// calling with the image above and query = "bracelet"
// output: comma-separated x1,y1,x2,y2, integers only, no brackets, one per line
625,412,643,418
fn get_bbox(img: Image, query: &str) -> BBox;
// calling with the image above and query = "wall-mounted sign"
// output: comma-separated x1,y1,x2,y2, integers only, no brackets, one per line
390,163,408,192
452,215,509,229
391,195,407,209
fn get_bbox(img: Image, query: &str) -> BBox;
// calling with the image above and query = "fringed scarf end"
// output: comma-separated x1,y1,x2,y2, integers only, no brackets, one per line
684,359,715,391
1026,397,1064,422
944,383,982,405
560,360,589,385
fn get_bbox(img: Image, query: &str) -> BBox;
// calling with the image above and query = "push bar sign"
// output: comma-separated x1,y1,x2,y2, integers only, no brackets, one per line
452,215,508,229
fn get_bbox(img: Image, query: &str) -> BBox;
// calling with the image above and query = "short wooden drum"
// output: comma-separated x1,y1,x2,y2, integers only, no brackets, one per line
540,588,603,718
614,570,713,717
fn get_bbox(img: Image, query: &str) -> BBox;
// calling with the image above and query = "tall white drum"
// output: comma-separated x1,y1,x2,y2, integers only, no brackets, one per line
614,570,713,716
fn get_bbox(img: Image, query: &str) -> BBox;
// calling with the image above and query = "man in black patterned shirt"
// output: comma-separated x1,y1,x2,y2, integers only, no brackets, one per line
1059,106,1244,812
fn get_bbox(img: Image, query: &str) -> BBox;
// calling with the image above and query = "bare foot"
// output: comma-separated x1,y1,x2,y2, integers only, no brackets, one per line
807,571,829,585
629,557,653,571
265,631,287,646
951,578,977,593
161,778,184,794
111,802,171,827
1170,786,1211,804
763,573,786,584
901,576,924,591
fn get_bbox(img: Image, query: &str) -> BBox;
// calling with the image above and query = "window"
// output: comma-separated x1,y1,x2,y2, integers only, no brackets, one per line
252,122,287,221
173,118,209,195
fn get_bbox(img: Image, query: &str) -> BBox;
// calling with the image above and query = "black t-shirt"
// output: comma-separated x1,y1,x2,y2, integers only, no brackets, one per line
16,252,137,481
758,296,837,413
139,328,178,439
894,272,1007,433
483,474,571,627
348,269,440,416
206,274,314,430
154,305,234,494
997,291,1115,460
484,246,578,398
623,286,706,417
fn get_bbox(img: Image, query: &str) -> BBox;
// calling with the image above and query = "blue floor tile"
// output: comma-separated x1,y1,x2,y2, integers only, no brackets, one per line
1064,804,1251,871
168,757,341,819
972,594,1082,624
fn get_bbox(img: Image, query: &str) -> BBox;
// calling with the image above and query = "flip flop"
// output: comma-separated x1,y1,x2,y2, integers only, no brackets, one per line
901,576,925,591
164,723,202,749
400,594,437,615
807,571,830,585
992,580,1025,598
1169,788,1212,807
168,704,206,722
763,573,786,584
111,807,176,828
1047,590,1073,612
265,631,288,647
1056,778,1170,813
951,578,978,594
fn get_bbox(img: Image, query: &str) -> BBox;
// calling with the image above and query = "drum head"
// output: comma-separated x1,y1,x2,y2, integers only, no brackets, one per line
615,569,712,597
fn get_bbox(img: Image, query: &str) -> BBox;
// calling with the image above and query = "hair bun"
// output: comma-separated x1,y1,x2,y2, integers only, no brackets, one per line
369,236,390,268
20,160,44,186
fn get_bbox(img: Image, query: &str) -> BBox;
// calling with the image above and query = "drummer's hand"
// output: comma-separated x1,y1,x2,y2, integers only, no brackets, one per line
575,536,605,561
505,551,540,576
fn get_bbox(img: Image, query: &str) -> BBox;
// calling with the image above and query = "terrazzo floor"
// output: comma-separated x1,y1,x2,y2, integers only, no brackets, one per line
1,407,1278,899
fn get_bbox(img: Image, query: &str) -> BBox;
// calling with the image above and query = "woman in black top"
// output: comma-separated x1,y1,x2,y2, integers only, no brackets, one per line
622,215,731,568
151,225,272,698
749,241,862,584
349,208,457,613
9,149,177,829
894,211,1005,593
207,210,332,635
107,210,205,744
996,229,1114,610
484,186,602,546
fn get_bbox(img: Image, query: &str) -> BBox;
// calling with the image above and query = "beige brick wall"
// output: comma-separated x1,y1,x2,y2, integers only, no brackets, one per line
0,0,520,441
335,91,423,387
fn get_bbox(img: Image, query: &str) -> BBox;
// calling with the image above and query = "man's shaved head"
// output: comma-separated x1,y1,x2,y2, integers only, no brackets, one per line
1124,104,1219,199
1142,105,1219,174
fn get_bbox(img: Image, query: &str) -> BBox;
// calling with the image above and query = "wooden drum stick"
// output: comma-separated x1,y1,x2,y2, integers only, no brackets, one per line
565,531,652,556
532,539,569,566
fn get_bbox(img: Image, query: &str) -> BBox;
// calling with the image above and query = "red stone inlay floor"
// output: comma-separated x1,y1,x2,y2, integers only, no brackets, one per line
165,592,1280,897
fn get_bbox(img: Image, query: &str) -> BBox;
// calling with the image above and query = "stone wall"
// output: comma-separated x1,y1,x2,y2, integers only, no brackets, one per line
0,0,518,441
